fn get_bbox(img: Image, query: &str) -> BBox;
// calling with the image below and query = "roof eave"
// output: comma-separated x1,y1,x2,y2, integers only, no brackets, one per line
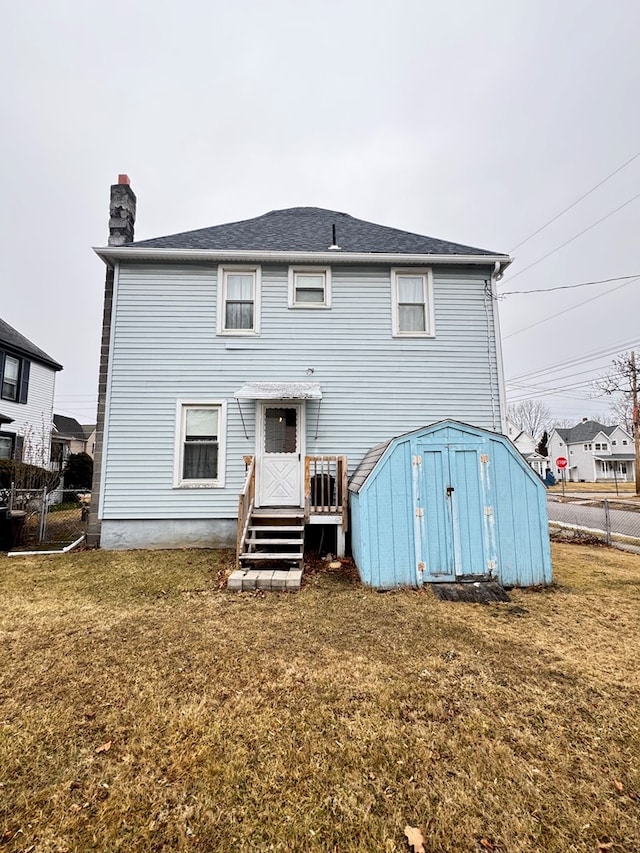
94,246,512,268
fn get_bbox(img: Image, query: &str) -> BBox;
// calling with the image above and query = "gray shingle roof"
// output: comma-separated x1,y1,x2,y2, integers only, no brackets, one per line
53,415,88,440
131,207,503,256
0,317,63,371
555,421,617,443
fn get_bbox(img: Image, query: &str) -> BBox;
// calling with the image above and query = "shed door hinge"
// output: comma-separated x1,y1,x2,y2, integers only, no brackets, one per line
412,455,422,466
480,454,489,463
415,507,424,517
417,562,425,572
484,506,493,516
487,560,497,571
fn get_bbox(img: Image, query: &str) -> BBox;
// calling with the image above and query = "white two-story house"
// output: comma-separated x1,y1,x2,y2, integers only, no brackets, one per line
548,419,635,482
0,317,63,466
89,176,511,558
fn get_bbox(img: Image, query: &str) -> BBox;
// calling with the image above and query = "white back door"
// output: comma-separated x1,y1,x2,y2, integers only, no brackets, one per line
256,403,304,507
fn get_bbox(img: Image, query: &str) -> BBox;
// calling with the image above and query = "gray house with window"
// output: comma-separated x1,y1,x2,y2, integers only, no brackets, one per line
0,318,62,465
89,176,511,560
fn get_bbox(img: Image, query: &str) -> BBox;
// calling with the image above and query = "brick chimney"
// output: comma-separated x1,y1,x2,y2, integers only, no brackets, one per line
108,174,136,246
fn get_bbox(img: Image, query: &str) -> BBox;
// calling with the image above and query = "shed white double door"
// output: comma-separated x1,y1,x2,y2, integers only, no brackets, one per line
415,442,491,582
255,402,305,507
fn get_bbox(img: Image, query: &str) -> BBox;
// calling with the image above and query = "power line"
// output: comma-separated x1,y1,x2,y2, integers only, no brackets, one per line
502,277,639,340
500,273,640,296
501,191,640,284
506,336,640,384
509,149,640,252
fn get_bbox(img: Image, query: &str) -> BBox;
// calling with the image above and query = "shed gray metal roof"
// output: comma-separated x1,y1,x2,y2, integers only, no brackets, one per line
348,439,394,494
555,421,617,443
0,317,63,371
130,207,503,256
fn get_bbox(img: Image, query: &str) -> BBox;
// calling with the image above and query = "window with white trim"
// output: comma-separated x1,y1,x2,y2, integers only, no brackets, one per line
622,439,629,446
595,442,608,451
391,268,434,337
0,432,14,460
175,402,226,487
217,266,261,334
288,267,331,308
584,443,592,451
612,440,617,446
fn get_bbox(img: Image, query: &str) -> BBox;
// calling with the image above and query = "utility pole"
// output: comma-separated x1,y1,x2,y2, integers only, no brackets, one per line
632,351,640,497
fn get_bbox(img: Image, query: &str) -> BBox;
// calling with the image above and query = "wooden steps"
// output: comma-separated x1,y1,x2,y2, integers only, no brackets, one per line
232,506,305,590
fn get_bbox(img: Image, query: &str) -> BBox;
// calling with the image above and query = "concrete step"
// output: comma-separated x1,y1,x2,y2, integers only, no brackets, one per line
228,568,303,591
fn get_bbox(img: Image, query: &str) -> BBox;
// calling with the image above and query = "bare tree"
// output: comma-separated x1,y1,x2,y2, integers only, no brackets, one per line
507,400,552,439
607,394,634,434
596,351,640,495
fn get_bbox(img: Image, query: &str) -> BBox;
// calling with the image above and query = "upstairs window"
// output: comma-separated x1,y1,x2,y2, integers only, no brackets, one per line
392,268,434,337
175,402,226,487
623,439,629,446
595,442,608,451
218,266,261,334
288,267,331,308
1,353,29,404
584,443,592,451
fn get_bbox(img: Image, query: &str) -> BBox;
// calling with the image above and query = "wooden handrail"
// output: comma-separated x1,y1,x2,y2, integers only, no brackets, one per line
236,456,255,564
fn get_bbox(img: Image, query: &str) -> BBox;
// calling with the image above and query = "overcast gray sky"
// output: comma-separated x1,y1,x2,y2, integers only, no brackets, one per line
2,0,639,426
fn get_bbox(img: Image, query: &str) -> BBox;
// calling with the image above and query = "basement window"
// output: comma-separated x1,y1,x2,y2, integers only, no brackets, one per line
0,432,14,460
391,268,434,337
288,267,331,308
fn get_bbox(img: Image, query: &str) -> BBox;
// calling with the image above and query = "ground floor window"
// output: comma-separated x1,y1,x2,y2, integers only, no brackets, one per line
174,402,226,487
0,432,14,460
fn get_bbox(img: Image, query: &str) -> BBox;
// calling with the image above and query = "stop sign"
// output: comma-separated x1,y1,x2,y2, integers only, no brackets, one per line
556,456,568,469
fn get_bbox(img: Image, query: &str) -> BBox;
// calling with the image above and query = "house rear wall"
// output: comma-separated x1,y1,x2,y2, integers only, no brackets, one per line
100,261,502,543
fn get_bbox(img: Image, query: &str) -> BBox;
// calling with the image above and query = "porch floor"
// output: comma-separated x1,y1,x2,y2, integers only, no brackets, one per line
228,567,303,592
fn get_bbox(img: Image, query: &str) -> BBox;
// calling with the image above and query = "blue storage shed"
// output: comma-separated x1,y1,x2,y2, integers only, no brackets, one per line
349,420,552,589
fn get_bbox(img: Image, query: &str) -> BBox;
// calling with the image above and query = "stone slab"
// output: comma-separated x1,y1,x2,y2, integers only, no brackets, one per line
285,569,303,590
242,570,262,591
256,570,275,590
227,570,245,591
270,570,290,590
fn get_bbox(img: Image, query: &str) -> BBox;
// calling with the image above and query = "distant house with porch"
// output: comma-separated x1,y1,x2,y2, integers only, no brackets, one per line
548,419,635,482
505,420,547,477
51,415,97,471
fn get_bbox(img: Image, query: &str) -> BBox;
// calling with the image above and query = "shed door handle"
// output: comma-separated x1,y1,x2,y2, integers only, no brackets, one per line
446,486,454,497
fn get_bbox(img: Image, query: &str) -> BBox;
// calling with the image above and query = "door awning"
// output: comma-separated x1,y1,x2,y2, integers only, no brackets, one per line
234,381,322,400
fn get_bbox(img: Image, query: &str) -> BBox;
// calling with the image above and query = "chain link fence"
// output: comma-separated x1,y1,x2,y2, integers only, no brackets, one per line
0,487,90,552
547,495,640,553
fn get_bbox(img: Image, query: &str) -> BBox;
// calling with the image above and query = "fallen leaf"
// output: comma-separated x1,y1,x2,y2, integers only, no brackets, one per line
613,779,624,793
404,825,425,853
480,840,495,851
94,741,112,754
598,842,614,851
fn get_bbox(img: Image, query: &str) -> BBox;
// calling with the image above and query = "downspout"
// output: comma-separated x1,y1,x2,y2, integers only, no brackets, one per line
490,260,509,434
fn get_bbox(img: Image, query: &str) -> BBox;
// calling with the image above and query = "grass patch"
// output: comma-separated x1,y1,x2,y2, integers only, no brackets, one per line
548,482,638,496
1,545,639,852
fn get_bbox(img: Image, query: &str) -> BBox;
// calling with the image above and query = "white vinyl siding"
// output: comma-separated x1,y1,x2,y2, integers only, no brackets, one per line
101,262,501,520
0,361,56,466
391,268,434,337
288,267,331,308
217,266,261,334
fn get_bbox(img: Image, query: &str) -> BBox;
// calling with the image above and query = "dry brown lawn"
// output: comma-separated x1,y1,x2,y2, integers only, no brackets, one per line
548,482,638,497
1,544,639,853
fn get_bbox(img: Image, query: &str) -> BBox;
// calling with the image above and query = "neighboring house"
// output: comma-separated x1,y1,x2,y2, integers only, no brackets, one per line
548,419,635,482
51,415,96,470
89,175,511,557
504,419,547,477
0,317,63,465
